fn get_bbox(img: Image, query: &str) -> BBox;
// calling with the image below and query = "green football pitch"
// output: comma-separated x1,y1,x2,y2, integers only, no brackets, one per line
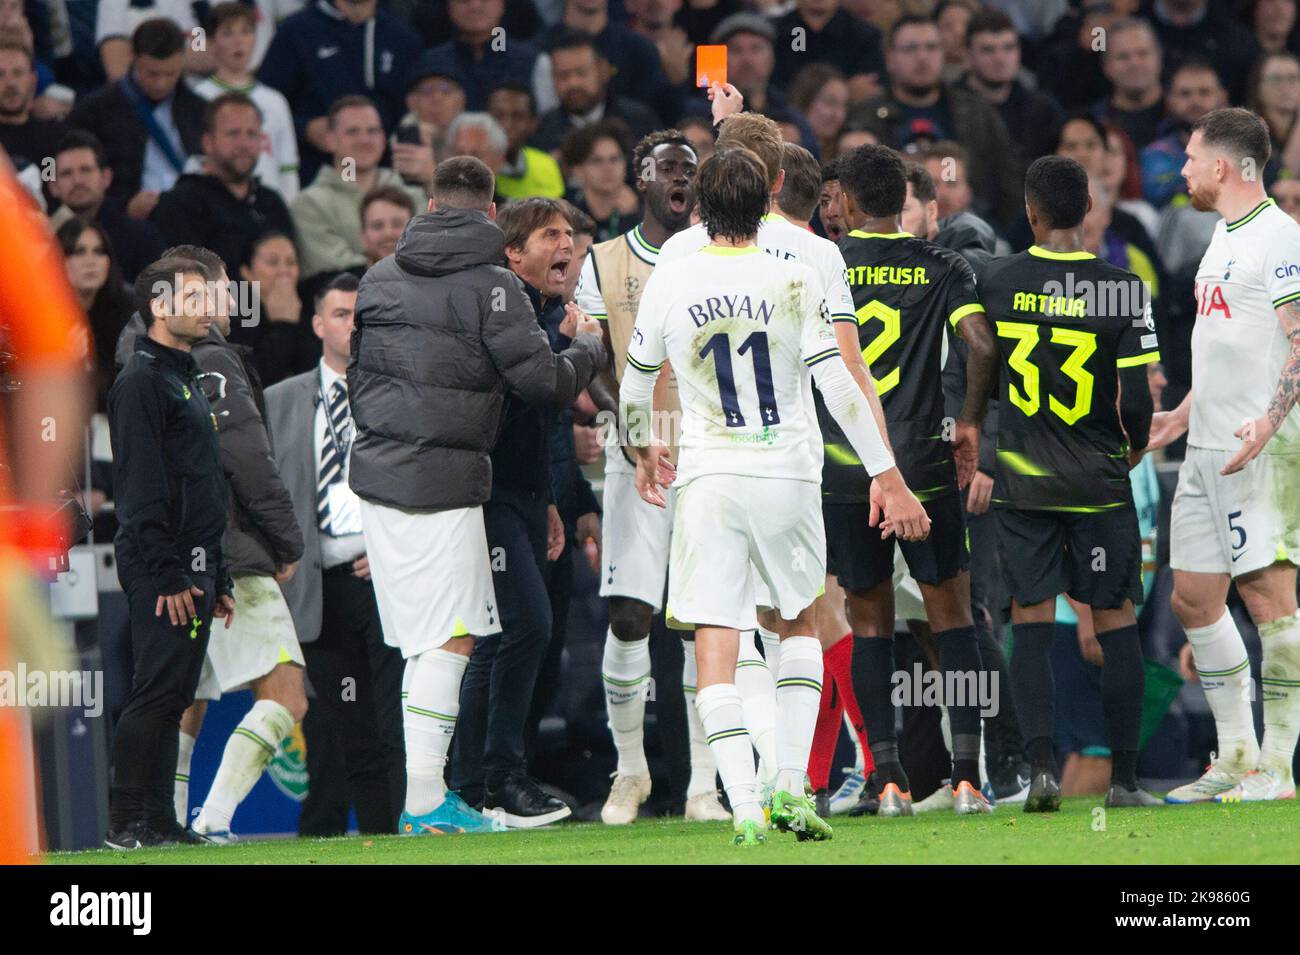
46,797,1300,865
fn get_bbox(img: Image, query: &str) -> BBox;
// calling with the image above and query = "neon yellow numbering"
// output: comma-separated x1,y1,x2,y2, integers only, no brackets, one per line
996,321,1097,425
857,299,901,397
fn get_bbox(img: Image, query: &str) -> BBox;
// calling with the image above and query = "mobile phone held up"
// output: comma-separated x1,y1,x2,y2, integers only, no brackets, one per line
695,45,726,89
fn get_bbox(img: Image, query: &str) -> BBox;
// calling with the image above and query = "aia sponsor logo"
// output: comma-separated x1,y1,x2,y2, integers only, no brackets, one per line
1195,282,1232,319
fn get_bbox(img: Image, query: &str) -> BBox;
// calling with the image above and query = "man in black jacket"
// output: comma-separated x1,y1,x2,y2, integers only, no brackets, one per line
349,157,604,835
150,93,296,296
449,197,599,827
106,255,235,849
847,14,1021,230
67,18,206,220
531,30,661,154
164,247,306,843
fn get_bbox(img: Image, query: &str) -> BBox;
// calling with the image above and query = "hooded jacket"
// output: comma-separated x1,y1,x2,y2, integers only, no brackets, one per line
115,315,304,575
347,208,605,512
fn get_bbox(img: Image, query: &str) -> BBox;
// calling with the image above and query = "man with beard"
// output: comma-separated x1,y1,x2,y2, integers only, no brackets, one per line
573,128,731,824
47,130,166,282
1150,108,1300,804
532,30,660,155
0,37,64,174
150,93,295,281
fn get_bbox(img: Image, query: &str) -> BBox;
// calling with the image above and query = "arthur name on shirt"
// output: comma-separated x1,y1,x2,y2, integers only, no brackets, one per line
1012,291,1088,318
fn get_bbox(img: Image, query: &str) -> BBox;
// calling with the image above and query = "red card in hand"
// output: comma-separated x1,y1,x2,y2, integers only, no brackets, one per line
695,45,727,88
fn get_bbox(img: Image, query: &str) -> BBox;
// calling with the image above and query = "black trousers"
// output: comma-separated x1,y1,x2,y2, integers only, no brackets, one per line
525,540,573,763
300,568,405,834
451,486,551,799
109,573,215,830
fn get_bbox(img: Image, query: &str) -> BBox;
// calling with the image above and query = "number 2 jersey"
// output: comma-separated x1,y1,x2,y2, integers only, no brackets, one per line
624,245,839,486
979,246,1161,512
818,230,982,503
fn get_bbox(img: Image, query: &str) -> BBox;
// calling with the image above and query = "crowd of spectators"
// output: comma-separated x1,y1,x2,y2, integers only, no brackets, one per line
15,0,1300,816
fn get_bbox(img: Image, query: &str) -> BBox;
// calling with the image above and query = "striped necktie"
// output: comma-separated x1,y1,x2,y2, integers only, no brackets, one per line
317,380,351,533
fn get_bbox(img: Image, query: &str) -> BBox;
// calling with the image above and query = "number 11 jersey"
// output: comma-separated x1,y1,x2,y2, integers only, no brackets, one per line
624,244,839,487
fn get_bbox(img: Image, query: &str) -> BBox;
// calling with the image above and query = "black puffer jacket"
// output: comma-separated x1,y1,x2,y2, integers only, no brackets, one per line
348,208,605,511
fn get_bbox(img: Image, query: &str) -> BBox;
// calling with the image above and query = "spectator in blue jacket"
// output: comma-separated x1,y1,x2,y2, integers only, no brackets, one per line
257,0,422,185
423,0,542,111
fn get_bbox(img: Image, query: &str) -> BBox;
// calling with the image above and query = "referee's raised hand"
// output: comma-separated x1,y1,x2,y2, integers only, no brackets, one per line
708,81,743,125
156,585,205,627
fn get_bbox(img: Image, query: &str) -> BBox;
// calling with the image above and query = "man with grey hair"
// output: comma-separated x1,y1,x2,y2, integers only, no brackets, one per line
445,111,508,175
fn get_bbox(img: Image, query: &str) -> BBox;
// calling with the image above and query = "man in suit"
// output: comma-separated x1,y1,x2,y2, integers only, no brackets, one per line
67,18,206,221
263,272,405,835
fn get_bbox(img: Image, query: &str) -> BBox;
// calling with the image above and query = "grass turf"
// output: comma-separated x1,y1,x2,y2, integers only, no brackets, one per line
46,797,1300,865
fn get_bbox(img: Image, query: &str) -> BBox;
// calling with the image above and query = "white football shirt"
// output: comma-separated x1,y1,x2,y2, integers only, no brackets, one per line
1191,198,1300,453
658,213,856,322
624,245,839,486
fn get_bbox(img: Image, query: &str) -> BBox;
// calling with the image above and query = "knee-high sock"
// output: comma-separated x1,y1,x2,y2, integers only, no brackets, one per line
735,631,777,784
402,648,467,816
825,633,873,774
1096,625,1145,789
774,635,823,795
1259,612,1300,775
1184,609,1258,770
175,731,195,827
808,670,844,790
682,640,718,797
602,629,651,777
851,635,906,787
937,625,983,787
695,683,763,825
194,700,294,833
1009,622,1058,776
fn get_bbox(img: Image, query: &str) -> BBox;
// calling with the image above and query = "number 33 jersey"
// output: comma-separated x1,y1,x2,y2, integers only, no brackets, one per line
818,231,982,504
979,247,1161,512
624,245,838,487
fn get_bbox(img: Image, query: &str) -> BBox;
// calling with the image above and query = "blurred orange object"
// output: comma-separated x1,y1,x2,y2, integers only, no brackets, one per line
0,154,90,864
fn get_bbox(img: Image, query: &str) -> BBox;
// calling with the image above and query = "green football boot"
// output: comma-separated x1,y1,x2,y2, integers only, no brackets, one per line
769,790,834,841
733,819,767,847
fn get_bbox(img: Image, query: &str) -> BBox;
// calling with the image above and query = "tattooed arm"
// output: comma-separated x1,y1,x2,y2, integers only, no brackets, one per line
1221,300,1300,475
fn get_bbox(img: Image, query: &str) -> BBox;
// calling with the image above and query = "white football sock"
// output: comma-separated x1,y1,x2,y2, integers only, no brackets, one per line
682,639,718,797
695,683,763,826
175,731,195,827
843,710,864,772
602,630,651,777
403,648,468,816
735,630,778,785
774,635,823,795
1185,609,1259,770
194,700,293,833
1259,612,1300,776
